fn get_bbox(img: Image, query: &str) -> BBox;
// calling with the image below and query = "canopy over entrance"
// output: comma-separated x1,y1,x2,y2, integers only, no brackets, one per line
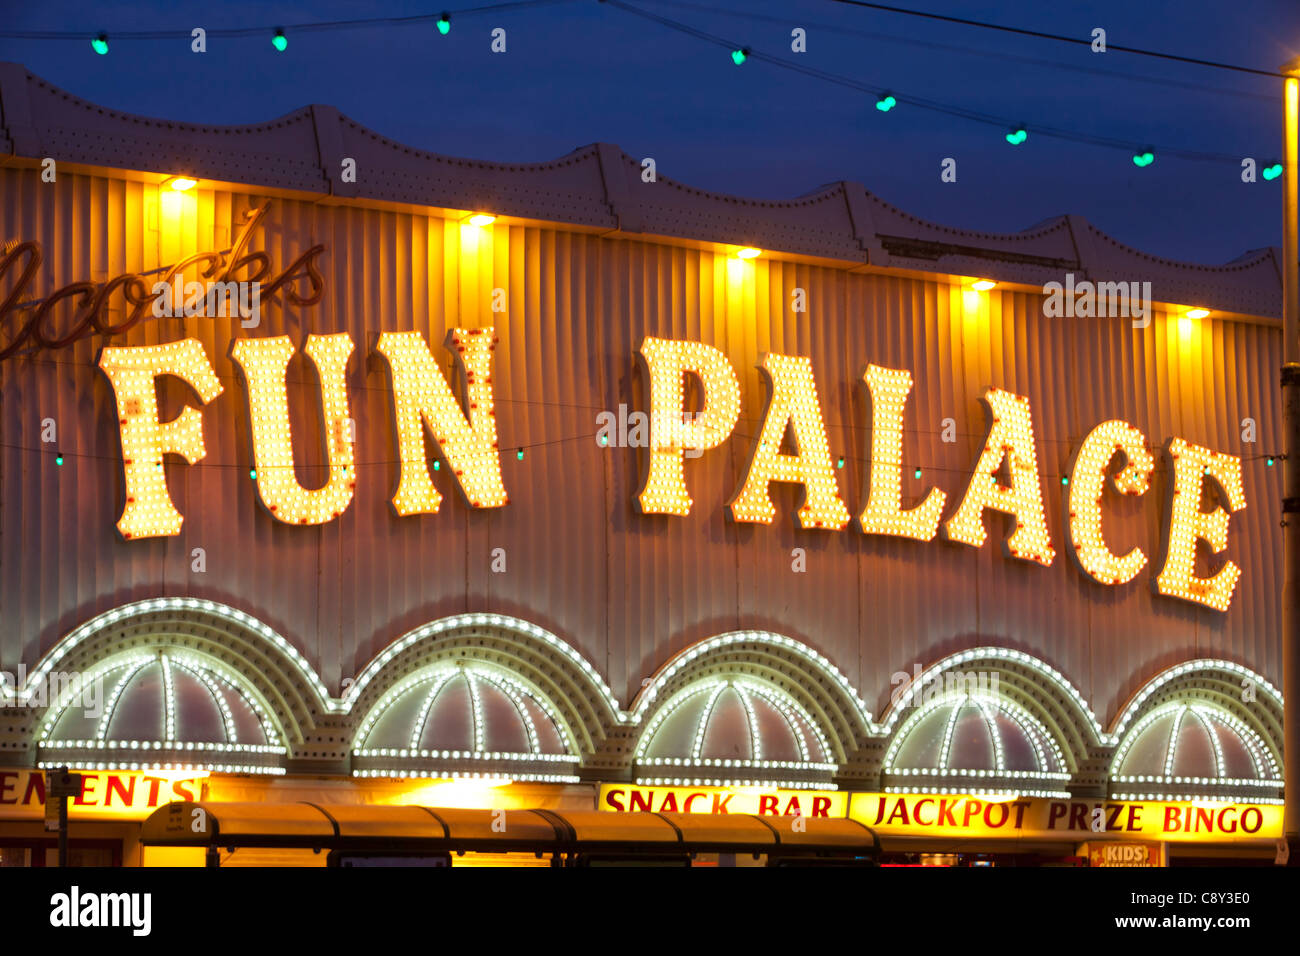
140,801,879,865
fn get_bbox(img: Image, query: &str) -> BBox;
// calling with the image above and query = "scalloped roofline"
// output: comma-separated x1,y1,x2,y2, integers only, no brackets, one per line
0,61,1283,320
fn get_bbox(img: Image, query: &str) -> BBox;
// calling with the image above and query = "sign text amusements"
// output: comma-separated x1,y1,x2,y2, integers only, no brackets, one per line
93,328,1245,612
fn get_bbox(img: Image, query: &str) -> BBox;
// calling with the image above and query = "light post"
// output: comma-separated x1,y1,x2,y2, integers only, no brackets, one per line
1282,55,1300,863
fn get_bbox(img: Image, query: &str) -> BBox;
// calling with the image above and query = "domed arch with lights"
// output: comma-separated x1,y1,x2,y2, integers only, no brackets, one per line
629,631,876,784
632,676,839,788
878,647,1103,770
1108,660,1283,803
344,613,623,776
37,646,287,774
18,598,330,757
352,660,582,782
881,690,1074,798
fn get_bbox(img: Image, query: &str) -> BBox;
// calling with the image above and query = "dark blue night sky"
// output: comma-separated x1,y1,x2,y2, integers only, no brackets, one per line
3,0,1299,264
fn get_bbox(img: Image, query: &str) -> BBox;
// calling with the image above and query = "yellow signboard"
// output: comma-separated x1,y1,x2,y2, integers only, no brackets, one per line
849,793,1281,845
599,784,846,818
597,785,1280,846
0,769,207,821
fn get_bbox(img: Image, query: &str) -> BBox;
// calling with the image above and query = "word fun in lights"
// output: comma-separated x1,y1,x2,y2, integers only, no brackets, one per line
375,328,508,516
230,334,357,525
98,339,223,540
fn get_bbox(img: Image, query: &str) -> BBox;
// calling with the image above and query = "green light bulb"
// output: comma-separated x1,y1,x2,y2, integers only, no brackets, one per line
249,468,257,480
875,94,897,112
731,48,748,66
272,29,287,52
91,34,108,55
1005,127,1027,146
55,452,64,466
836,457,845,469
1264,163,1283,181
913,467,922,480
517,448,525,460
437,14,451,35
1132,151,1154,167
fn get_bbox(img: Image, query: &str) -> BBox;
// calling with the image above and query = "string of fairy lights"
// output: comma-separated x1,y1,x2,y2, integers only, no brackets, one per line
0,0,1287,173
603,0,1278,168
0,4,1285,504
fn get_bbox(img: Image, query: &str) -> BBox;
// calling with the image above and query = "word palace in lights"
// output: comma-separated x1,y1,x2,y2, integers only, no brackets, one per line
100,332,1245,612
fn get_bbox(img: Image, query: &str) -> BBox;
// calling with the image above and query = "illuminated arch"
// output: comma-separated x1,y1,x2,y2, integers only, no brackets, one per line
1110,659,1282,744
17,598,328,750
878,647,1102,764
632,677,838,789
352,660,581,783
1109,661,1283,803
343,612,622,758
881,691,1073,798
37,646,287,775
630,631,875,768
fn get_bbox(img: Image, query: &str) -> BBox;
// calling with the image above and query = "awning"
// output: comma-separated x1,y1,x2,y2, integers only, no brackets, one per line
140,802,879,860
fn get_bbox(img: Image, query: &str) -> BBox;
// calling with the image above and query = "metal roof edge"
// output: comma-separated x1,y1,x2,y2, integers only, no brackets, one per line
0,61,1283,319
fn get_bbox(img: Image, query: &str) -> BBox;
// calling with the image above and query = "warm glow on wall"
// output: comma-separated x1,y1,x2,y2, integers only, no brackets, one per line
375,328,507,515
385,779,515,809
858,364,946,540
728,352,850,529
1154,437,1245,611
159,189,185,224
636,336,741,516
98,339,223,539
945,388,1055,565
1067,420,1154,585
230,334,357,525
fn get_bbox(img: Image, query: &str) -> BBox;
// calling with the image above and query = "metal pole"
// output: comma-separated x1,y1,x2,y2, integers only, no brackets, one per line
57,794,68,867
1282,65,1300,864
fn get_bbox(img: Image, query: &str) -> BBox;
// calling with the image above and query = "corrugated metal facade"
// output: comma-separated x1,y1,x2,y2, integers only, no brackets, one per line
0,163,1280,734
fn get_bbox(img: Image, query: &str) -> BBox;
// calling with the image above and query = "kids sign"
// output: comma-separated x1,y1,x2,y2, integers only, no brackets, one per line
92,326,1246,612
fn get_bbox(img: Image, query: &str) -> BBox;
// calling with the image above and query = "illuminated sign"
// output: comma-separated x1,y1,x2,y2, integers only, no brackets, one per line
1081,841,1164,867
0,202,322,361
599,785,1280,845
599,784,846,818
849,793,1280,845
90,330,1247,610
0,769,206,821
3,196,1247,611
